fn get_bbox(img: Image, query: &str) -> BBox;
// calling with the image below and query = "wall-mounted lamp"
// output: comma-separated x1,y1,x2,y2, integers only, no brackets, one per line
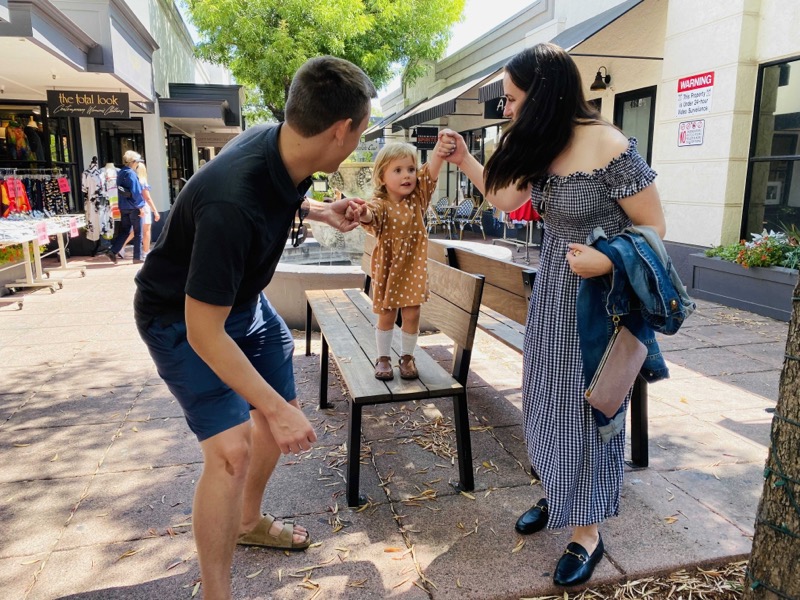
590,66,611,91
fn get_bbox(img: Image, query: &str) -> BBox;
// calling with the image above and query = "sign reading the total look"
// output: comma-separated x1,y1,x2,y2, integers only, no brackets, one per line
676,71,714,117
47,90,129,119
678,119,705,147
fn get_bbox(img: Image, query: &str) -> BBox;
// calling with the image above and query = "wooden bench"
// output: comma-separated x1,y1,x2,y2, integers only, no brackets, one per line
429,239,650,468
305,235,485,506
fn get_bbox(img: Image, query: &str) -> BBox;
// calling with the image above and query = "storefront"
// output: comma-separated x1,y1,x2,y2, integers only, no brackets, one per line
380,0,800,291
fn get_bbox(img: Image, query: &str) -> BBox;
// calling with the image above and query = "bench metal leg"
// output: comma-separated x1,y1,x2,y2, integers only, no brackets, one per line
305,301,313,356
629,376,649,468
347,403,365,507
451,393,475,492
319,335,330,409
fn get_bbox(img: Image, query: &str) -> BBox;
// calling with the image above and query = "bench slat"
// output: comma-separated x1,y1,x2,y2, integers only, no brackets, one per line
307,289,392,403
344,288,464,402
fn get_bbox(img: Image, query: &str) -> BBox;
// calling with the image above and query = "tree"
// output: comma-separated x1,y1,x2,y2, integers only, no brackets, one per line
185,0,466,121
744,276,800,599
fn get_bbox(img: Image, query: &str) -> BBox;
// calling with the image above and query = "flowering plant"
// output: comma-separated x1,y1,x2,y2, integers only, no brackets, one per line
705,229,800,270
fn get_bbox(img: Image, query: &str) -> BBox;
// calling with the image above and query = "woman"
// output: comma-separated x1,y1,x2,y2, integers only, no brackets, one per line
441,43,665,586
119,154,160,259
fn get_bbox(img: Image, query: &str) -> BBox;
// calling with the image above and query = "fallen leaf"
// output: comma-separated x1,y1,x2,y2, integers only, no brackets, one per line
116,548,141,561
132,426,139,432
393,578,410,589
347,579,367,588
665,515,679,524
49,453,59,462
384,547,404,553
166,560,183,571
191,581,201,597
13,443,31,447
460,491,476,500
245,568,263,579
307,541,323,549
512,538,525,554
20,559,41,565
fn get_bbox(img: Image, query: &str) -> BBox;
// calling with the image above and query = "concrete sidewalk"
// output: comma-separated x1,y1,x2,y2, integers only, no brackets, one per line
0,253,785,599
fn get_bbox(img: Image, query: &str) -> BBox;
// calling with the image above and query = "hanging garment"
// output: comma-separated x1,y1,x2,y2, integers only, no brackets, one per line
24,126,46,161
5,125,33,161
83,165,113,241
44,177,68,214
103,165,120,221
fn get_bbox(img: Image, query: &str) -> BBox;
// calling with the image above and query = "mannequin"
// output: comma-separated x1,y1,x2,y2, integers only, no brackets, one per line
24,115,45,161
103,162,120,221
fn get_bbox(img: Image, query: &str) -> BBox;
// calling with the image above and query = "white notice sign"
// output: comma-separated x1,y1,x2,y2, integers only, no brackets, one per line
678,120,705,147
676,71,714,117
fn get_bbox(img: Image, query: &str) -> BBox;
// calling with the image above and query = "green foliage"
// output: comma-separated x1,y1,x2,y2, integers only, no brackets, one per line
705,229,800,270
185,0,466,121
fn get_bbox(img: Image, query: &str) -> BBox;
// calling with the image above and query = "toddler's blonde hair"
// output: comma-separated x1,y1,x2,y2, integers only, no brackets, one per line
372,142,417,199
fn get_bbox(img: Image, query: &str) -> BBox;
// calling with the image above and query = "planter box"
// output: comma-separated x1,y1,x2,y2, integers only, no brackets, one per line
688,253,798,321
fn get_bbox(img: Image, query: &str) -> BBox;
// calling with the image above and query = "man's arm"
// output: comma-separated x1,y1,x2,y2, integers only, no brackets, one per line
303,197,365,232
184,296,316,454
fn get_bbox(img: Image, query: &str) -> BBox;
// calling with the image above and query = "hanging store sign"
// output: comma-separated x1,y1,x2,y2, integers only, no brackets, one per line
412,127,439,150
678,120,705,147
484,96,506,119
676,71,714,117
47,90,130,119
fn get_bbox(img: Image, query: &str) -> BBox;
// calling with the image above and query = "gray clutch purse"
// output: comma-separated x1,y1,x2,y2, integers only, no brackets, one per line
584,322,647,418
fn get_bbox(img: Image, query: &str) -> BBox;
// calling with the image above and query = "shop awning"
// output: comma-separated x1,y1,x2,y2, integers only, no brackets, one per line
363,112,396,142
477,0,644,103
1,0,10,23
392,69,500,131
363,98,427,141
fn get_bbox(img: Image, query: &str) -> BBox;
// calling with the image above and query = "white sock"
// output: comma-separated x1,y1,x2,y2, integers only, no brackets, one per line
401,331,418,356
376,328,393,357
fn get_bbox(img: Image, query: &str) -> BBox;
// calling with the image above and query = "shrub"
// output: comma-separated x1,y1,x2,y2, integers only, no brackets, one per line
705,229,800,270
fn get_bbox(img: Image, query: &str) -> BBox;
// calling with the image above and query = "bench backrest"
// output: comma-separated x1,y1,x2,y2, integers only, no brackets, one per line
360,235,484,382
428,239,535,325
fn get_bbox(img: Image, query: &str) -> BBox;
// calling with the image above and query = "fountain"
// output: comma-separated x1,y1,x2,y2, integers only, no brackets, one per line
265,162,375,330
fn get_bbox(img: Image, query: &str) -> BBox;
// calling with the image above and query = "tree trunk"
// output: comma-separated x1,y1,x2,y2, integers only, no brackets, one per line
744,276,800,599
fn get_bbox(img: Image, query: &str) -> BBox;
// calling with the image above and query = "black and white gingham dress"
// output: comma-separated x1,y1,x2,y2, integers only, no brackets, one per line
523,138,656,528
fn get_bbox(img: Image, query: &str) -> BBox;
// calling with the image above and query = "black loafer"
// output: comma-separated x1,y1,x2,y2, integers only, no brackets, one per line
514,498,548,535
553,535,604,587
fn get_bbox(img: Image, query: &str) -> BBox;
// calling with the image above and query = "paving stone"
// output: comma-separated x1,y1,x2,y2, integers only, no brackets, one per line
6,388,138,430
0,554,42,600
0,424,119,484
0,475,90,559
59,465,199,551
98,418,202,474
716,370,782,400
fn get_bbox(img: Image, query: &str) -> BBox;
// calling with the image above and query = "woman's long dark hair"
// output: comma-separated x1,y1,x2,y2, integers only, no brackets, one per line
484,43,602,194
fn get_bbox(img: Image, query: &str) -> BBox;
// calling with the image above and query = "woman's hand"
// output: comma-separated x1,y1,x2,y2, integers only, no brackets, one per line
439,129,468,165
153,210,160,222
565,243,613,278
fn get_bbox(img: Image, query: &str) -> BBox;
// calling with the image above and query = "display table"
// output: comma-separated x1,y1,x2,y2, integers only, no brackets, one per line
0,215,87,303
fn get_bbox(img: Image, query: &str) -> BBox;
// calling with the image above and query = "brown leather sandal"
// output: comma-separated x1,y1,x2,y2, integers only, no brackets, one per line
374,356,394,380
398,354,418,379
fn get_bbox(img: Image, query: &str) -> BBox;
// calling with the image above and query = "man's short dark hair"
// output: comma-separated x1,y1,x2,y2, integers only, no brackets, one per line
285,56,377,137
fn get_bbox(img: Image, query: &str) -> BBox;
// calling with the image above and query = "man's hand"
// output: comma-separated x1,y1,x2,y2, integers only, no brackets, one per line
325,197,366,232
267,402,317,455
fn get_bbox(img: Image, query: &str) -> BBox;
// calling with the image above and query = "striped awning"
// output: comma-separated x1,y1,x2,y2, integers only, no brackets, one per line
362,98,428,141
392,69,499,131
477,0,645,103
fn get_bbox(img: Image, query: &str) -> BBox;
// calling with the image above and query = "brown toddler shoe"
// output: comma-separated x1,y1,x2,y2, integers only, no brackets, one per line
398,354,418,379
374,356,394,380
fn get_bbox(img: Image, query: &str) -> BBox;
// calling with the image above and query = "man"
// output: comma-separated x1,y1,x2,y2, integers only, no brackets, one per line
133,56,376,599
106,150,146,263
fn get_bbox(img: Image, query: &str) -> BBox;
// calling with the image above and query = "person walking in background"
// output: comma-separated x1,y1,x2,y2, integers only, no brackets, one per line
105,150,146,263
133,56,376,600
441,43,666,587
351,139,452,380
119,157,160,259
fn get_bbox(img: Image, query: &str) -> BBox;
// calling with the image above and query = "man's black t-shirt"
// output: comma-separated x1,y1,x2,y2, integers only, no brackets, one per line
134,124,311,324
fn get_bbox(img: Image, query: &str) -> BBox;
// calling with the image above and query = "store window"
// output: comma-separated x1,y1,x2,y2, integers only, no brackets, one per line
744,57,800,238
97,119,145,166
0,102,81,212
166,132,194,204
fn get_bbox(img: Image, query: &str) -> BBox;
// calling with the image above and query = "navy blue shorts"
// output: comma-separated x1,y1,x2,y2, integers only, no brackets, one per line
136,293,296,441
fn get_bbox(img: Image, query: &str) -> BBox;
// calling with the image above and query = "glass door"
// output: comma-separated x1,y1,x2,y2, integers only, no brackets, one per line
614,86,657,164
